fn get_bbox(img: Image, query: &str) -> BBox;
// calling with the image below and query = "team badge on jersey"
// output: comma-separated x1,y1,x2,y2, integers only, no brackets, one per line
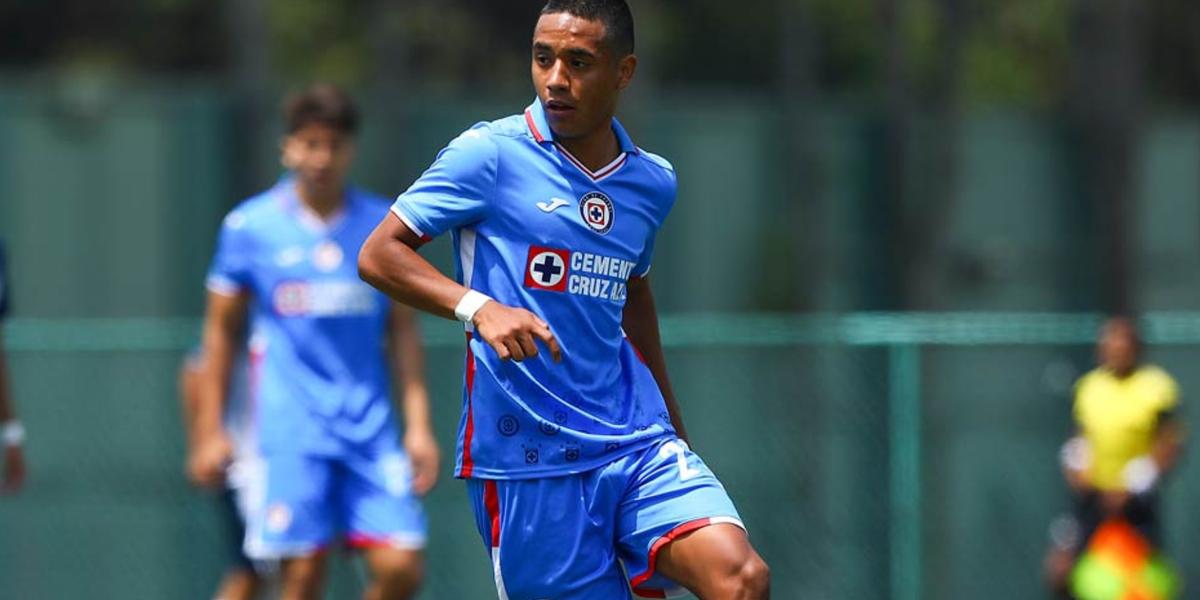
524,246,569,291
312,241,344,272
579,191,614,235
266,503,293,533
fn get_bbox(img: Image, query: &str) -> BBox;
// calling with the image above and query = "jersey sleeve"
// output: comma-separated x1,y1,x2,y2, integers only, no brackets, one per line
391,126,498,239
633,233,656,278
0,243,9,319
632,163,678,278
206,212,255,296
1157,371,1180,413
1071,374,1090,426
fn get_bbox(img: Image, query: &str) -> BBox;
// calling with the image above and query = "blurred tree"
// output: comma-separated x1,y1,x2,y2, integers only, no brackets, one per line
0,0,1191,115
0,0,225,72
1066,0,1146,314
265,0,374,86
959,0,1070,107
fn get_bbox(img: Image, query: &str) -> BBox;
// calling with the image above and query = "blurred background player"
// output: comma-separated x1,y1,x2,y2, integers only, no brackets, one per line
188,84,438,600
360,1,769,598
1045,316,1186,596
180,348,266,600
0,240,26,494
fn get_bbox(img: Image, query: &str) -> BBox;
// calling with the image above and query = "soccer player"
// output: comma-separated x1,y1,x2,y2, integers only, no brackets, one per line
0,240,26,495
1045,316,1185,595
180,349,265,600
189,84,438,600
358,2,770,598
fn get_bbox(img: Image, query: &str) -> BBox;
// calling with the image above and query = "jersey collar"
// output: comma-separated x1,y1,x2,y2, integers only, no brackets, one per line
274,176,352,235
524,99,640,155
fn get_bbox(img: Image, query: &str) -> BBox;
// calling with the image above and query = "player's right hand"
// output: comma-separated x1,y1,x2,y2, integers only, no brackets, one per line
1,446,25,494
187,431,233,489
472,301,562,362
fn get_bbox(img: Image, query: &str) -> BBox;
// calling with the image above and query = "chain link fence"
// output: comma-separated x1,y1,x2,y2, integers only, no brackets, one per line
2,313,1198,599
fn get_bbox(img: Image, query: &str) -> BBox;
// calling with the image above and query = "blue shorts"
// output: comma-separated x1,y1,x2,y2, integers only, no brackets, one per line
218,487,254,572
243,451,427,559
467,436,744,599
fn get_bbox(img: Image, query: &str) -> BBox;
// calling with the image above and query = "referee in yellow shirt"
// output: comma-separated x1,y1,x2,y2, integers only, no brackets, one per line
1047,317,1186,594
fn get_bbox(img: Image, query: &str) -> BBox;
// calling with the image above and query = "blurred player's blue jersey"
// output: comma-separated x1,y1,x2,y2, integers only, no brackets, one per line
392,100,677,478
208,179,399,457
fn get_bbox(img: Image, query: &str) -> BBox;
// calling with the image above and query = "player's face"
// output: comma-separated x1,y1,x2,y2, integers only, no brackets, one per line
531,13,636,141
1098,321,1139,375
281,123,355,192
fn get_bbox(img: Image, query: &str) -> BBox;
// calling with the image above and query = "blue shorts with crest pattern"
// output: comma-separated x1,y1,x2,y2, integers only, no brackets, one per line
467,436,744,599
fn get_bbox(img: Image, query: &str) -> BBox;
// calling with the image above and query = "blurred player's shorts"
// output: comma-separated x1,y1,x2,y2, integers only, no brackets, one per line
240,452,427,560
225,457,279,574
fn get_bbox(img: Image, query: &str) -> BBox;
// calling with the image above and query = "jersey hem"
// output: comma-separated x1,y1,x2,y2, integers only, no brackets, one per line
452,434,669,480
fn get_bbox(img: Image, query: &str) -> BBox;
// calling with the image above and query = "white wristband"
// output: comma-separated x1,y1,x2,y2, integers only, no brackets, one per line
2,421,25,447
1122,456,1160,495
454,290,492,323
1059,436,1091,473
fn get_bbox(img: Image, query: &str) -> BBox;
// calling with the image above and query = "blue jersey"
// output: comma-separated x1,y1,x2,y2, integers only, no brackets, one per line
392,100,677,479
207,180,399,457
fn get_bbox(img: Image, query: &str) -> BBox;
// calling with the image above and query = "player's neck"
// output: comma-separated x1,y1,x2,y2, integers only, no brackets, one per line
294,180,345,221
556,127,621,173
1108,364,1137,379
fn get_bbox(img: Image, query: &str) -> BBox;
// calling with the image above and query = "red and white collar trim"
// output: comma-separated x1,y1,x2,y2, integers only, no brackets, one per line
557,145,627,182
525,106,630,181
525,108,547,142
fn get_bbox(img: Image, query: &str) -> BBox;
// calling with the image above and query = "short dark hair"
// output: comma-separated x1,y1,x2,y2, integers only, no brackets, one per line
283,83,360,135
540,0,635,57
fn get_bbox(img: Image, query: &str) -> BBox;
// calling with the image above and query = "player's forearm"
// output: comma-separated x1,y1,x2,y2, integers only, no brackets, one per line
360,217,470,320
195,297,244,437
195,335,233,437
1152,420,1185,472
390,306,434,436
0,327,15,424
622,278,689,442
179,365,202,447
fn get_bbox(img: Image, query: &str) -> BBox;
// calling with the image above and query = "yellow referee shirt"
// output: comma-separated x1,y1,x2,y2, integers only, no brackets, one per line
1073,365,1179,491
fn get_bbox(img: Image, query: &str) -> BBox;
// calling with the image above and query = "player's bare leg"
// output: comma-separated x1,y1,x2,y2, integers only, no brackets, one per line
279,554,327,600
1043,546,1075,599
655,523,770,600
214,568,260,600
361,547,423,600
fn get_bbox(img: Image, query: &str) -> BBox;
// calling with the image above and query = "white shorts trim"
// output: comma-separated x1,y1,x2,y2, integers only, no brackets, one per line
492,547,510,600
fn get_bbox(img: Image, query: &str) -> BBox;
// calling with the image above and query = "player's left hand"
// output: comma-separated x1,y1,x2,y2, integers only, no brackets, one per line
405,429,440,496
1,446,25,494
188,430,233,489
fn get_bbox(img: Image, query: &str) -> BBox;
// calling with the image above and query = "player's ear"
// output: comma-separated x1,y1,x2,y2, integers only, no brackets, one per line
616,54,637,91
279,136,296,169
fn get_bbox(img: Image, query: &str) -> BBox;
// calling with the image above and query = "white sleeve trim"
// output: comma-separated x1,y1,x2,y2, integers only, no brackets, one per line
206,276,244,297
390,204,427,238
708,516,747,532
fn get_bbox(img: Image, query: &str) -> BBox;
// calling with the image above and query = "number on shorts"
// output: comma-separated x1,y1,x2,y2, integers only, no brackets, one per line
659,440,701,481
